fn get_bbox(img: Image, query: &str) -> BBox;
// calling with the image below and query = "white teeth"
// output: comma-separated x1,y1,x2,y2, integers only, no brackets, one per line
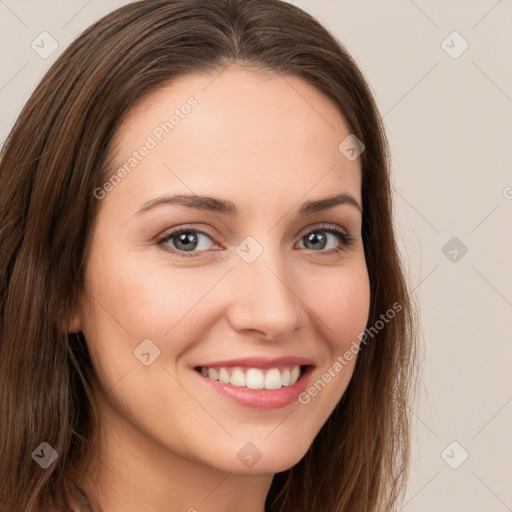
290,366,300,385
218,367,230,384
207,368,219,380
246,368,265,389
198,365,304,389
281,368,291,386
264,369,282,390
230,368,246,387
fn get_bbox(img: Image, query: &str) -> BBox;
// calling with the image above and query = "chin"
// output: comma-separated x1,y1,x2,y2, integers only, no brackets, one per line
222,440,311,474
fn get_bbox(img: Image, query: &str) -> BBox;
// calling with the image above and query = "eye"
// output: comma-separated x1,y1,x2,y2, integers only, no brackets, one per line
157,223,354,258
157,227,217,256
296,224,354,253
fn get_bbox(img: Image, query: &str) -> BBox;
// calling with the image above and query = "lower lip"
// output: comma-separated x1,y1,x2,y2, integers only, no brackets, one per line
193,366,314,409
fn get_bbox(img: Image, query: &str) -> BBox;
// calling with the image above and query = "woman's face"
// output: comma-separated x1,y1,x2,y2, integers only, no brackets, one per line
75,65,370,474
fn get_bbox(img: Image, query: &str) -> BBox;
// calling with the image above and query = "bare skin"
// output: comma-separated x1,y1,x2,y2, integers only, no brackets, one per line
70,64,370,512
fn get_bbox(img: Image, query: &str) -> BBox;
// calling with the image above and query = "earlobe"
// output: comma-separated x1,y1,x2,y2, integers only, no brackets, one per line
66,310,83,334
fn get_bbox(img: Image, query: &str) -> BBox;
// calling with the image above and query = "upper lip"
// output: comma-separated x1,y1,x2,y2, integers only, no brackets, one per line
194,356,315,369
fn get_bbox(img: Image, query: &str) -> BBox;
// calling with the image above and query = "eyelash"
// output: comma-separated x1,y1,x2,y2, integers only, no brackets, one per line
156,223,354,258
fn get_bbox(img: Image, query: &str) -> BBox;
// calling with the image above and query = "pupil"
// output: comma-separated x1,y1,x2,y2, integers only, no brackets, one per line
305,232,326,250
175,232,198,251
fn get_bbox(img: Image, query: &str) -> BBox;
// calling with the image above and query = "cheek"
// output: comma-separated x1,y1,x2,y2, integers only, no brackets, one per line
304,260,371,351
83,246,228,363
86,244,370,347
83,236,370,384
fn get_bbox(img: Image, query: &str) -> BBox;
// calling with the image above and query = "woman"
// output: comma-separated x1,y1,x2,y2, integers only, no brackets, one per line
0,0,418,511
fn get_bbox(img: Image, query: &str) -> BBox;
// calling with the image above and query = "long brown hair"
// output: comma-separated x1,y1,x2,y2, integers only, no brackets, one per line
0,1,419,510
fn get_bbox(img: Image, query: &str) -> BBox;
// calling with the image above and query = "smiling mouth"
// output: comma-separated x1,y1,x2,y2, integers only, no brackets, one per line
193,364,310,390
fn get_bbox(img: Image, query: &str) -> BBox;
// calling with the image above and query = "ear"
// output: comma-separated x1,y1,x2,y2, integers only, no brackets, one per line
65,309,83,334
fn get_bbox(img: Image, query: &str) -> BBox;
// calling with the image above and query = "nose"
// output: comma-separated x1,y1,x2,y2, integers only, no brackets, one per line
225,247,306,340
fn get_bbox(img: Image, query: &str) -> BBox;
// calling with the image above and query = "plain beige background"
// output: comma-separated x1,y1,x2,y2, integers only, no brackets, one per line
1,1,511,510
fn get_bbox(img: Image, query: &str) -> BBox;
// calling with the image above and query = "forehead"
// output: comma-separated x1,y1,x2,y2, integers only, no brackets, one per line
105,65,362,215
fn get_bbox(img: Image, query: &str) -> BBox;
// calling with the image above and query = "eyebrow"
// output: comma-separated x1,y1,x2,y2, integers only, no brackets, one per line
134,192,362,217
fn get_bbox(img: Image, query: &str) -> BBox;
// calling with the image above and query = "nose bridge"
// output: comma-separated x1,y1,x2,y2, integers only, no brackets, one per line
227,237,303,337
